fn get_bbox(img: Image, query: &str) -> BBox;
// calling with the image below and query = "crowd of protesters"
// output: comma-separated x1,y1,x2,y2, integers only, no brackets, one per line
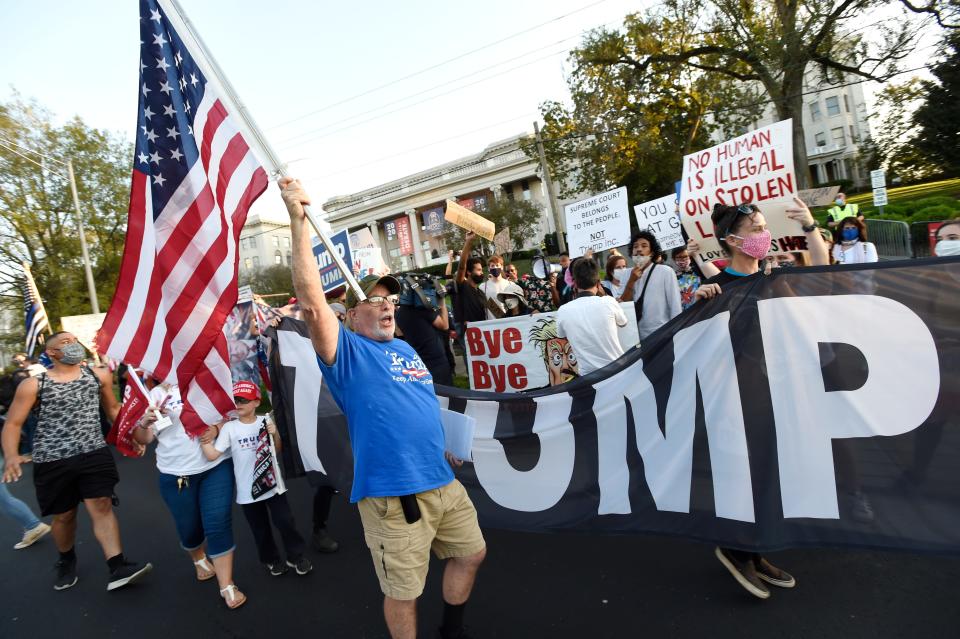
1,173,958,637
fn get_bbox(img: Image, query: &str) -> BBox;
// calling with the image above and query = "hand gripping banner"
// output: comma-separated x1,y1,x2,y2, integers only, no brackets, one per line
270,258,960,554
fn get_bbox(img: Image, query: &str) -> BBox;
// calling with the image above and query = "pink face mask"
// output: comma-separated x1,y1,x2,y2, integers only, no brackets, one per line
730,230,772,260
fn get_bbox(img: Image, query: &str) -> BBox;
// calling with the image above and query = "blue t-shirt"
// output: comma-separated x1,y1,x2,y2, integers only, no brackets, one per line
317,324,454,502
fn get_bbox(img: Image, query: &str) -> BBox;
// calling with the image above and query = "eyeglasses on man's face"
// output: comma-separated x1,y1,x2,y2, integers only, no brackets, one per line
360,294,399,307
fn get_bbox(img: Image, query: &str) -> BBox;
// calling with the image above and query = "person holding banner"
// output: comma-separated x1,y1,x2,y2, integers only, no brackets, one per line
133,383,241,608
282,177,486,639
1,332,152,592
618,231,682,340
693,198,828,599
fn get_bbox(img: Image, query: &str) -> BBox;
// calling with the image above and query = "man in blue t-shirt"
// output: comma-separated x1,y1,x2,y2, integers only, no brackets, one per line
282,178,485,639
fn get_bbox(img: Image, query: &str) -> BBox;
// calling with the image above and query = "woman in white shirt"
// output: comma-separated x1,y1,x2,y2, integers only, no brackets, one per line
619,231,682,340
133,383,245,609
832,218,878,264
600,254,629,298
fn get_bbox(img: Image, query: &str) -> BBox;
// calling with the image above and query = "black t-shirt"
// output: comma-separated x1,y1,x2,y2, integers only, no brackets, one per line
704,268,761,287
455,280,487,324
395,306,447,368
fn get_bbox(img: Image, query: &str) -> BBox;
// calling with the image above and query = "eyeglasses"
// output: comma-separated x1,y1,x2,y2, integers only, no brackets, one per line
360,294,399,307
234,397,252,404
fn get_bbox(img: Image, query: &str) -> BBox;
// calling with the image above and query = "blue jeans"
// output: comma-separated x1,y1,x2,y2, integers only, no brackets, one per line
0,481,41,532
158,459,235,558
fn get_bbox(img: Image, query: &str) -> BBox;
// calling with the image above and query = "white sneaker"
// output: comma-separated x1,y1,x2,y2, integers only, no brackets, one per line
14,522,51,549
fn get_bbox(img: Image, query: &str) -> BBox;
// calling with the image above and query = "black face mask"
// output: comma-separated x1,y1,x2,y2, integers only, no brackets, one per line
470,273,485,284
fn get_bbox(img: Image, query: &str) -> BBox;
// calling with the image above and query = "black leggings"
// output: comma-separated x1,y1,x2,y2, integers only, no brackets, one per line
241,493,305,564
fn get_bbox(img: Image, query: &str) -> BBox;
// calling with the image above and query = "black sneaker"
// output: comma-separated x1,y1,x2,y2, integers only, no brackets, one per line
714,547,770,600
54,559,78,591
286,557,313,576
267,560,288,576
311,528,339,553
107,560,153,591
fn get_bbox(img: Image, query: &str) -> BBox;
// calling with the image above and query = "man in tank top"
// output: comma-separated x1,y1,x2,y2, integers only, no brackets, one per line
2,332,152,592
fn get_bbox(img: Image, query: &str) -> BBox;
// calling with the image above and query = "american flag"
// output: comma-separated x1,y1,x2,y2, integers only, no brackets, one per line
21,263,49,355
97,0,268,436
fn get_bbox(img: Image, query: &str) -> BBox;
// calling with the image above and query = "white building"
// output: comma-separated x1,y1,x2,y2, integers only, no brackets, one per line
322,134,559,272
748,69,873,187
238,213,294,275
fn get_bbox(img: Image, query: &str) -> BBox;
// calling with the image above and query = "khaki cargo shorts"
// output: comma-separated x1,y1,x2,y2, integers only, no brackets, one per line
357,479,486,601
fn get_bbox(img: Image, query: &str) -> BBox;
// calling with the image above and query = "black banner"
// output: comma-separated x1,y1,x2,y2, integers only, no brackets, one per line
270,258,960,553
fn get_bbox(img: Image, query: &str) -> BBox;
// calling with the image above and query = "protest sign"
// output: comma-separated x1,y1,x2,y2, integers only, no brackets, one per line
237,285,254,304
445,199,496,240
680,119,799,262
463,303,639,392
797,185,840,208
493,227,512,255
422,207,445,237
395,216,414,254
634,194,684,251
349,227,377,249
60,312,107,353
354,247,387,276
564,186,630,257
271,257,960,552
311,230,352,293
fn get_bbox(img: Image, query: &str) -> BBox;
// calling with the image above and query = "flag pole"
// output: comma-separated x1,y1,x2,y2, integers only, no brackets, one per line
67,159,101,314
22,262,51,352
161,0,366,301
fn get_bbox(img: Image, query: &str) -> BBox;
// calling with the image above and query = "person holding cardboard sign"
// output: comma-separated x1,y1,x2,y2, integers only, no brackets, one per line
282,178,486,639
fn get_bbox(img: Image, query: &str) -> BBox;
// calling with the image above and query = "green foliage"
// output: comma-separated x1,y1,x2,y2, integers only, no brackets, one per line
912,31,960,176
871,78,941,182
239,264,294,298
0,94,133,345
907,206,958,223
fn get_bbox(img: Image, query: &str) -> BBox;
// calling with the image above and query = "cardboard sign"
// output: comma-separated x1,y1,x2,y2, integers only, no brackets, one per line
797,185,840,208
349,227,377,249
237,285,254,304
60,312,107,353
464,303,639,392
564,186,630,257
445,199,496,241
493,227,512,255
680,119,799,262
311,230,352,293
634,194,685,251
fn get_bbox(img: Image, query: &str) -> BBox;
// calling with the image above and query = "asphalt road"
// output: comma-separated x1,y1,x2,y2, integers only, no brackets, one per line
2,450,959,639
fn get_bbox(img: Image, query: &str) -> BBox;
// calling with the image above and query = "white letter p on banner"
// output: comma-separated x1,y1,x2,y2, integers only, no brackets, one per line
758,294,939,519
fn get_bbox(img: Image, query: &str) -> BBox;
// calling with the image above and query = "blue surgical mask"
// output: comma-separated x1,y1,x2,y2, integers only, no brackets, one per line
835,198,845,206
842,227,859,242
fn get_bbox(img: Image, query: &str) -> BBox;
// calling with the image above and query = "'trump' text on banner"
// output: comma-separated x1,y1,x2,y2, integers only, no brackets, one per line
312,230,352,293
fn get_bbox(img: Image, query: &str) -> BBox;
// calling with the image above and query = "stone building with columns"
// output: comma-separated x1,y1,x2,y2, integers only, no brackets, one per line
322,134,560,272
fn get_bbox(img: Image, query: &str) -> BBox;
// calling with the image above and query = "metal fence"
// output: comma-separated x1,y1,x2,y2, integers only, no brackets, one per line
864,219,912,260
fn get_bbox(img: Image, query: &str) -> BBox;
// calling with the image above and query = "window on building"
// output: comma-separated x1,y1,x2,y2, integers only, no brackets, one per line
283,236,290,248
240,237,247,249
286,251,292,266
815,131,827,146
244,258,252,271
252,256,260,268
275,251,283,265
843,94,850,112
825,96,840,116
844,158,856,180
272,236,280,247
832,127,845,146
248,235,256,248
521,179,532,201
809,101,821,122
849,125,856,143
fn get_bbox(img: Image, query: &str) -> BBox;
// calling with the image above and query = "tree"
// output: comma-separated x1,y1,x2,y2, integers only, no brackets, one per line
912,30,960,175
0,94,132,345
556,0,952,190
870,78,940,181
239,264,294,299
441,197,545,258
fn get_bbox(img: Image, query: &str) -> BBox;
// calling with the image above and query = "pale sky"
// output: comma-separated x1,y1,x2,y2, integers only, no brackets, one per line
0,0,646,220
0,0,941,223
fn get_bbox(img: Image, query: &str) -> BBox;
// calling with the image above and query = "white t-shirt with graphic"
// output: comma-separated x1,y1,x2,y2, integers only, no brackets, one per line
215,416,285,504
151,385,227,476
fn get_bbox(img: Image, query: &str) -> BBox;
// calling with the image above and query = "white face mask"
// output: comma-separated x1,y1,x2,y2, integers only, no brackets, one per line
612,267,632,284
631,255,651,268
936,239,960,257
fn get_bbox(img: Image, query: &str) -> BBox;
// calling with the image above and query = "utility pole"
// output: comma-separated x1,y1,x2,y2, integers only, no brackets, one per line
67,159,100,314
533,121,566,255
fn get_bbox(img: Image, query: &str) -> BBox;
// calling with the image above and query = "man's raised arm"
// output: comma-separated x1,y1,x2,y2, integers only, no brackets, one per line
281,177,340,365
455,231,476,284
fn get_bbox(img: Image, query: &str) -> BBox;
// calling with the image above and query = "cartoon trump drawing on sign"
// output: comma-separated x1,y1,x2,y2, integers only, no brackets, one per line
528,317,579,386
